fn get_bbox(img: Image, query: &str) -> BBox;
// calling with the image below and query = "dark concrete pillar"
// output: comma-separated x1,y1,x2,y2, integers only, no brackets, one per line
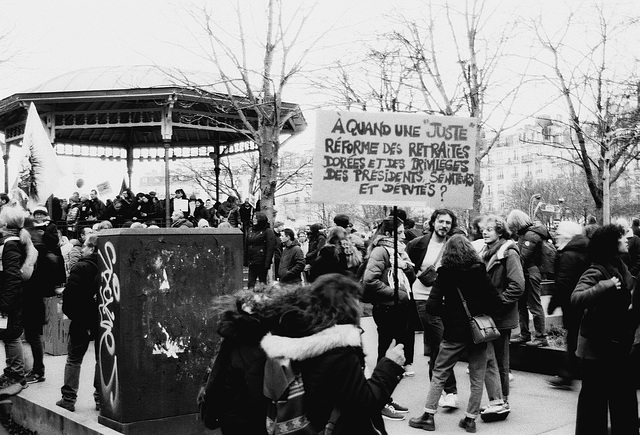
96,227,243,434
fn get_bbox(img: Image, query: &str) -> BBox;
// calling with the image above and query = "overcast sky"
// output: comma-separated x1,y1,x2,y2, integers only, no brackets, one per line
1,0,639,198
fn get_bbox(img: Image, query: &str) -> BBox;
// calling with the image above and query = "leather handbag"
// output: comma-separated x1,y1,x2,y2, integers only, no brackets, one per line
456,288,500,344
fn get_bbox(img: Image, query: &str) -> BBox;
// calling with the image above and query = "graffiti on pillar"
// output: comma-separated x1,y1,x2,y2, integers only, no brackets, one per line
98,240,120,409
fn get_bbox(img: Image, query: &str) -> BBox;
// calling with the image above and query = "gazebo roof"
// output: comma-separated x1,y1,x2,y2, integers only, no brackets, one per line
0,65,306,158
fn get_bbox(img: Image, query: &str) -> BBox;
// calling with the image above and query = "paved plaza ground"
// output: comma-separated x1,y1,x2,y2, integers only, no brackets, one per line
2,316,637,434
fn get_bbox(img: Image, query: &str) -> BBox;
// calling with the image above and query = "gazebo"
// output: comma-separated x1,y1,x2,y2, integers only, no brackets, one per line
0,65,307,222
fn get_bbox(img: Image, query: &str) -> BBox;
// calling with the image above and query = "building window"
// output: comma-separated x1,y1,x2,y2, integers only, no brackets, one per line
497,168,504,180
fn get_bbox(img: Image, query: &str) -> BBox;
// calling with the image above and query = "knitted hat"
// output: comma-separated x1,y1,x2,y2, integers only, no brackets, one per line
32,206,48,216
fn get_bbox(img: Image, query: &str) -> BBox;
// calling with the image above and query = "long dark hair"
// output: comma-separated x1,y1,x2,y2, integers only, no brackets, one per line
588,224,625,265
428,209,457,232
441,234,481,269
302,274,362,335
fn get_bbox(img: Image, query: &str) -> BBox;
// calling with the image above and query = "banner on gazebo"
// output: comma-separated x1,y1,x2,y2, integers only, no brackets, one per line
12,103,64,210
311,110,477,209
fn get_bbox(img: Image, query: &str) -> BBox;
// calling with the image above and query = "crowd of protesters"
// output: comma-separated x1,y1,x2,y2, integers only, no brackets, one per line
0,185,638,433
206,207,639,434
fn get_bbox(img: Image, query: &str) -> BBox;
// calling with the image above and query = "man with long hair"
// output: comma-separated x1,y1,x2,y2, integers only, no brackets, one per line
406,209,460,409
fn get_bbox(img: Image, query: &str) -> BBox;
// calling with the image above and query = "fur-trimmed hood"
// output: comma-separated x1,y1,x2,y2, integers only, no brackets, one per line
261,324,362,361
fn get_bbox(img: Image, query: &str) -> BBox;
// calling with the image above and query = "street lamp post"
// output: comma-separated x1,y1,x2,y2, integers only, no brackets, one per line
529,193,542,218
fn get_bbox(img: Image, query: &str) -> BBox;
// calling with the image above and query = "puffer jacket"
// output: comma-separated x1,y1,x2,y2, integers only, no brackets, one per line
261,324,404,435
426,262,502,342
571,260,638,360
245,225,277,268
516,224,551,270
278,240,305,283
481,239,525,330
0,238,26,340
362,245,413,306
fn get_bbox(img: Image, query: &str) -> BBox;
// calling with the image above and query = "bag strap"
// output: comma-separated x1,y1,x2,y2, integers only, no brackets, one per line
433,242,445,267
322,407,342,435
455,287,473,320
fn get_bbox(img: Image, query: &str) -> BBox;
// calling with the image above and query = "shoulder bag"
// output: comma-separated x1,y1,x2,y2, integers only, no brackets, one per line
456,287,500,344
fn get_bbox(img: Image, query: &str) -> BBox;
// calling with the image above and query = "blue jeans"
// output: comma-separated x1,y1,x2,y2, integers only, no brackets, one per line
424,340,503,418
60,325,99,405
486,329,510,399
2,337,25,381
518,270,546,339
416,300,457,394
24,326,44,376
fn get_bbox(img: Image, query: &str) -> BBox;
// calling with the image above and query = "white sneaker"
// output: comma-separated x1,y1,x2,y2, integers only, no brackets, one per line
441,393,459,409
508,372,515,382
480,403,510,422
403,364,415,377
438,392,446,407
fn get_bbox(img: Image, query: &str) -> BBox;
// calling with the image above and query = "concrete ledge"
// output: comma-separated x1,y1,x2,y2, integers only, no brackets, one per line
11,395,121,435
508,343,567,376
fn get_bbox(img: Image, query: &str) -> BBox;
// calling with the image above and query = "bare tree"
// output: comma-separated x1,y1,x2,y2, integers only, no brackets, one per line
527,2,640,221
316,1,526,215
183,0,321,223
503,173,596,223
390,0,527,215
176,151,312,203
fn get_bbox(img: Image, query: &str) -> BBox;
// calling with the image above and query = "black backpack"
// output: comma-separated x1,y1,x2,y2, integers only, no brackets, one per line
535,238,557,279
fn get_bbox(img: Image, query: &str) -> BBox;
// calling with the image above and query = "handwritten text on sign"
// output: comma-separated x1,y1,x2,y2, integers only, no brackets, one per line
311,111,477,208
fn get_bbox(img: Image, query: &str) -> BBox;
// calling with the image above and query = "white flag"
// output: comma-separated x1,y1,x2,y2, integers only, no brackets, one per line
12,103,64,210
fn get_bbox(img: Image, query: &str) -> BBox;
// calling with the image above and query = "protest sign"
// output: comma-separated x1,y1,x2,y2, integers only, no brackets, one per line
311,111,477,209
96,181,112,196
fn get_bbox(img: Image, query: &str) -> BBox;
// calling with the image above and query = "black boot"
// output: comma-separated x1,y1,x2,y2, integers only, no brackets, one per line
409,412,435,431
458,417,476,433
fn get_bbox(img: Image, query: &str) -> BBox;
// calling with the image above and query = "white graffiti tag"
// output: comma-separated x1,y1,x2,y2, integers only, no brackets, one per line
98,241,120,409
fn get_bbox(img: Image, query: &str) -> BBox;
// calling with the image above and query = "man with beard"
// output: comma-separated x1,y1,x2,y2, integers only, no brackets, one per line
405,209,459,409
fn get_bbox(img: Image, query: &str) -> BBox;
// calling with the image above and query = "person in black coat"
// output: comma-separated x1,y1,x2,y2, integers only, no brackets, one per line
506,209,551,347
409,235,505,433
0,206,30,391
56,233,100,412
213,302,270,435
546,221,589,390
571,224,639,434
261,274,406,435
277,229,305,284
244,212,277,289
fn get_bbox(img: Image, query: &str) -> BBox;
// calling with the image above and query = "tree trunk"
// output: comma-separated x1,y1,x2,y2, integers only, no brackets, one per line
258,126,279,224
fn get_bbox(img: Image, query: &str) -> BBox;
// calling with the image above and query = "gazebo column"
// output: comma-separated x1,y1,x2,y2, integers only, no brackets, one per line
209,142,221,203
162,95,176,227
1,142,9,193
126,145,134,190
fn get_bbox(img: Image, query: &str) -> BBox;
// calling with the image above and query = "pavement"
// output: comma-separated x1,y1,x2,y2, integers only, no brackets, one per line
0,315,635,434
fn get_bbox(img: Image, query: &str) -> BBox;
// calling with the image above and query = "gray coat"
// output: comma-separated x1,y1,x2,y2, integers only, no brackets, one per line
483,239,525,330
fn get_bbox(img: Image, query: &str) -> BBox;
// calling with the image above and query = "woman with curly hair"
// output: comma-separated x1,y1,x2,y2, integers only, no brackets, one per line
408,234,504,433
309,226,359,281
571,224,639,434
